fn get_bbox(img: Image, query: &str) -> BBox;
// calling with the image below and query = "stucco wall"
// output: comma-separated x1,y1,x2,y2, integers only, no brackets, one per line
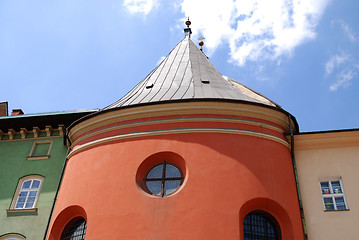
48,102,304,240
295,131,359,240
0,136,67,239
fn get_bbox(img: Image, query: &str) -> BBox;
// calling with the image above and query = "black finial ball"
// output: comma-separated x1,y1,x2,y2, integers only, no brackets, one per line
185,20,191,27
199,41,204,47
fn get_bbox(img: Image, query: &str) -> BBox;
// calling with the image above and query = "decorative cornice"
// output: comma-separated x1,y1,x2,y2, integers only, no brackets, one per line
33,127,40,138
20,128,29,138
0,125,64,142
293,130,359,150
45,125,53,137
71,116,284,146
8,129,16,140
58,124,65,136
68,127,289,158
69,101,291,143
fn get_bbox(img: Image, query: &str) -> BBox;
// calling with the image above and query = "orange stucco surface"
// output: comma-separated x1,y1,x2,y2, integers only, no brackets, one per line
48,129,304,239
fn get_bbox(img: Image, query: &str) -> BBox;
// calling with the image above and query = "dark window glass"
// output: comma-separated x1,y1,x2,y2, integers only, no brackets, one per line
32,180,40,188
331,181,342,194
146,181,162,195
23,180,31,189
60,217,87,240
335,197,346,210
320,181,330,194
243,211,281,240
323,197,335,211
144,162,183,197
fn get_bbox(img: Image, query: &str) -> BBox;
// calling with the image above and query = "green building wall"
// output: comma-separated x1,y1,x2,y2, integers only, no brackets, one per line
0,132,67,239
0,109,96,240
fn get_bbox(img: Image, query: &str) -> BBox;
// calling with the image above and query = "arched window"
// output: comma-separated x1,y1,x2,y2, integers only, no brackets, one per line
243,211,281,240
60,217,87,240
10,175,44,210
0,233,26,240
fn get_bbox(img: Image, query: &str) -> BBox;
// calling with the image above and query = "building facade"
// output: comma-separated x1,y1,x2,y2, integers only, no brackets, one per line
294,129,359,239
0,104,96,240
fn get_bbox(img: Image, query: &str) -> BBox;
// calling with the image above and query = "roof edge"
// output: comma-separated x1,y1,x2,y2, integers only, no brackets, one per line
295,128,359,135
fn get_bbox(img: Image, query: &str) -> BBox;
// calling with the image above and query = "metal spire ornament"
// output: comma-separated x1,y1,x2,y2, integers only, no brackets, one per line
183,17,192,38
198,36,205,51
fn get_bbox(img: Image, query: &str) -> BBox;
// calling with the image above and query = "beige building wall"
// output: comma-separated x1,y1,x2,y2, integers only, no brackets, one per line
294,130,359,239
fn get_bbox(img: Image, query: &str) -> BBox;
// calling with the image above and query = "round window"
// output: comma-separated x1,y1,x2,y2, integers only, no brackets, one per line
144,162,184,197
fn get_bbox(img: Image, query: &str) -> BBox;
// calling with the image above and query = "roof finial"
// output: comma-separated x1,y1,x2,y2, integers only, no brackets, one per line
198,36,205,51
184,17,192,38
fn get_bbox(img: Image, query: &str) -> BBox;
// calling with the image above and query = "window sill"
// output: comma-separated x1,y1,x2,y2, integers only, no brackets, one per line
6,208,38,217
27,155,50,160
324,209,350,212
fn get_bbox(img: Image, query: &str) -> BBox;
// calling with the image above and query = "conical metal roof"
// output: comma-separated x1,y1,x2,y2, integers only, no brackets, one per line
104,36,280,110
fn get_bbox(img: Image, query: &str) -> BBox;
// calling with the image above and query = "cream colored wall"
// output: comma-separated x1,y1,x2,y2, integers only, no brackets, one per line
294,130,359,240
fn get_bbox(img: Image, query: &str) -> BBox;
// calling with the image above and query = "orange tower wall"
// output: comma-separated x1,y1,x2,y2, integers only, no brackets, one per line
48,103,304,240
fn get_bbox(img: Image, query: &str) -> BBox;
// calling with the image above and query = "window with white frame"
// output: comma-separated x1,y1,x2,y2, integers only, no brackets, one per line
0,233,26,240
9,175,44,210
320,179,348,211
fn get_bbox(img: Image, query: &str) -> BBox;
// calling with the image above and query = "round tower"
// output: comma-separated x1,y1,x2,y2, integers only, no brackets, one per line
47,22,304,240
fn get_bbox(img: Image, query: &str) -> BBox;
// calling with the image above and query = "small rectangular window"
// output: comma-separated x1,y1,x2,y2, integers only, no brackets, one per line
27,141,52,160
320,178,348,211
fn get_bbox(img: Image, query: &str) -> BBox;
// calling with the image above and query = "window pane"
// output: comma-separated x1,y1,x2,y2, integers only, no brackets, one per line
31,180,40,188
146,181,162,195
335,197,346,210
19,191,28,197
331,181,342,194
15,202,25,209
320,181,330,194
164,180,181,195
336,205,346,211
165,164,181,178
25,202,34,208
17,197,26,203
27,197,36,203
324,197,335,211
29,191,38,197
147,165,163,179
22,180,31,189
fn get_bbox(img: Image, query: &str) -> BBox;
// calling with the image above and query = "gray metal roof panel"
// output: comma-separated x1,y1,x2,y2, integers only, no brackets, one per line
104,36,281,110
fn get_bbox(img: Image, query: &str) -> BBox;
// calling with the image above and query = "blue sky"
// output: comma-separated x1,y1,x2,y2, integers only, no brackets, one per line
0,0,358,132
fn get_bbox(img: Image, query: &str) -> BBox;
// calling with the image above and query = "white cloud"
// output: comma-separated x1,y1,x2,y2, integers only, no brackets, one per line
123,0,157,15
325,53,349,75
180,0,330,66
325,53,358,91
329,69,356,91
332,19,357,42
